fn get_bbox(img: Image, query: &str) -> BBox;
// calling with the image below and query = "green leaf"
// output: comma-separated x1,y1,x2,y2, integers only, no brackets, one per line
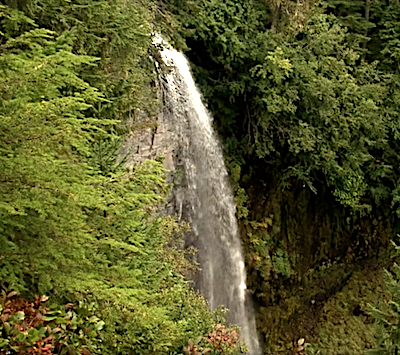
95,321,105,331
0,338,9,348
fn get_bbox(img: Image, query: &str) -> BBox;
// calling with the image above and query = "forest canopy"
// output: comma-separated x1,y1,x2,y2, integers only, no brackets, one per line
164,0,400,353
3,0,400,354
0,1,244,354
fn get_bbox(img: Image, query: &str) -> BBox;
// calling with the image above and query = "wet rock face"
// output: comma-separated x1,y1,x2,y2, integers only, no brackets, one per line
121,109,177,172
119,80,187,220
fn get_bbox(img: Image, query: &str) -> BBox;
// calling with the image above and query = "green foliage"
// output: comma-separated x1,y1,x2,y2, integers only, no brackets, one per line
368,256,400,355
182,323,246,355
23,0,157,121
161,0,400,352
272,249,292,278
325,0,375,51
169,0,400,214
374,0,400,70
0,3,235,355
304,270,386,355
0,10,106,292
198,11,394,209
226,161,249,219
5,0,400,353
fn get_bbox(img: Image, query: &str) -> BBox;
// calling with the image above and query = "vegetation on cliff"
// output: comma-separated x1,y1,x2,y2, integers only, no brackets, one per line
3,0,400,354
0,1,244,354
163,0,400,353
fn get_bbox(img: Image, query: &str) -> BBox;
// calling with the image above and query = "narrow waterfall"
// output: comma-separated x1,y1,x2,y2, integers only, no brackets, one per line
155,37,261,355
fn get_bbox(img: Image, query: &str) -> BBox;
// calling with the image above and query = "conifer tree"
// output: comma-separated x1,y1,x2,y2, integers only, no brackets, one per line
325,0,375,50
0,4,239,355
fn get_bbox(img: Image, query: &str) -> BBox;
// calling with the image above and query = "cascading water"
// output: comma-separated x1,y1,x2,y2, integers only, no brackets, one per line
155,37,262,355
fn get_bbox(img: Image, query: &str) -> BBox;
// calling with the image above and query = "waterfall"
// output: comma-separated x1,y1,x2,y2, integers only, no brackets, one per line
155,36,262,355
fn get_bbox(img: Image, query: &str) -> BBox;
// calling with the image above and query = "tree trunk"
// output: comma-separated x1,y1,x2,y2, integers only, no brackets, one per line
270,0,281,31
363,0,372,50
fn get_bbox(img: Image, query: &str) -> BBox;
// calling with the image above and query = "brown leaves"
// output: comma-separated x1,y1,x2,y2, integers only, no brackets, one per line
183,323,243,355
183,339,211,355
206,323,240,351
1,290,48,329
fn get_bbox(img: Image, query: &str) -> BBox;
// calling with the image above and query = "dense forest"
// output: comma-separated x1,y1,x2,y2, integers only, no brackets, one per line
3,0,400,354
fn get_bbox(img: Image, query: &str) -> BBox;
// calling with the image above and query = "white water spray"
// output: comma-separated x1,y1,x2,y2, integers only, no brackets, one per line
155,36,262,355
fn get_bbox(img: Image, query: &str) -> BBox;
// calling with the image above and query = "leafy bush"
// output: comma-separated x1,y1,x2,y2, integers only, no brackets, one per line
368,259,400,355
183,323,246,355
0,4,232,355
0,290,104,355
